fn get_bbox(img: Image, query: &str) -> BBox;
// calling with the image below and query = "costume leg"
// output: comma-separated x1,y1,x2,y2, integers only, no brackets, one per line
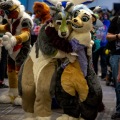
0,55,20,104
56,60,88,120
34,62,55,119
22,57,35,119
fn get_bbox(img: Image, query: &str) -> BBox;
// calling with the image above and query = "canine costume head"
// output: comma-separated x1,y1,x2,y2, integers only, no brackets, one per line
50,2,74,38
71,9,93,33
33,2,51,24
0,0,25,19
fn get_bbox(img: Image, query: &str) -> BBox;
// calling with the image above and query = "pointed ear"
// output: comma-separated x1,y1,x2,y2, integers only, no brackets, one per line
50,6,60,16
65,2,74,13
56,2,64,11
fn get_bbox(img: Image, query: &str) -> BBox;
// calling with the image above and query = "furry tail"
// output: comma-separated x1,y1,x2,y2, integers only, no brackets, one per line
98,102,105,112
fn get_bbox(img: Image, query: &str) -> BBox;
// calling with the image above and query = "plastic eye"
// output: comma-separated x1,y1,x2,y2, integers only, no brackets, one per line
74,10,79,18
56,20,62,25
66,20,71,25
82,16,89,22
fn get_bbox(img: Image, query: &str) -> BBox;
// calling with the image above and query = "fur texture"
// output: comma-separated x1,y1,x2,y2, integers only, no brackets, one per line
20,2,77,120
33,2,51,24
0,0,33,105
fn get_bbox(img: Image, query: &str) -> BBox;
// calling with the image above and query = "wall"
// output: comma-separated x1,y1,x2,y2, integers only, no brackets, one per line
20,0,120,12
87,0,120,10
20,0,43,12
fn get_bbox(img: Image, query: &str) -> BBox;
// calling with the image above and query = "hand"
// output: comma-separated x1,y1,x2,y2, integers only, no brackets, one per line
117,74,120,82
2,32,17,54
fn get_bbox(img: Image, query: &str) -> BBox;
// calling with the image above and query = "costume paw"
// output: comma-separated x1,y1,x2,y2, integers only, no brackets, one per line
67,53,77,63
14,96,22,105
56,114,79,120
2,32,17,54
0,94,12,103
36,116,51,120
23,112,34,120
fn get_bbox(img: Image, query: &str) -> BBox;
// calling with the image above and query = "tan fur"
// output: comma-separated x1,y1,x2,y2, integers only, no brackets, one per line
22,57,35,113
69,9,94,56
22,50,56,117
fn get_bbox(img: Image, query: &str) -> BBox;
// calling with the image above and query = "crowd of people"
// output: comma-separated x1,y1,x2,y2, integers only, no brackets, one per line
0,0,120,119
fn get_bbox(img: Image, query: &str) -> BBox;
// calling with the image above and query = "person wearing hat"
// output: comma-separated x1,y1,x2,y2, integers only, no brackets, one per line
0,0,33,105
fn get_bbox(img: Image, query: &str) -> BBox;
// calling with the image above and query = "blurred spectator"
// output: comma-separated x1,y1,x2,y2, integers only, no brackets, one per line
92,8,110,80
0,9,8,88
106,11,120,119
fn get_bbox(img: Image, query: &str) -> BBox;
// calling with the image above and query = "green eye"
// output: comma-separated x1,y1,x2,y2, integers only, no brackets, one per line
82,16,89,22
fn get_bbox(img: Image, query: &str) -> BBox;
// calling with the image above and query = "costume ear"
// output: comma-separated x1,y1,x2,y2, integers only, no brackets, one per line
56,2,64,11
64,2,74,13
50,6,60,16
33,2,44,9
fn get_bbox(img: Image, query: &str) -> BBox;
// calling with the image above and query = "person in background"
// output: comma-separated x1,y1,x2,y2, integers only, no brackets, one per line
92,8,110,80
0,9,8,88
106,11,120,119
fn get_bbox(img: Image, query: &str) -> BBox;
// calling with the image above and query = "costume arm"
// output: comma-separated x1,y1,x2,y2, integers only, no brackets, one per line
15,28,30,44
15,18,32,44
0,23,9,33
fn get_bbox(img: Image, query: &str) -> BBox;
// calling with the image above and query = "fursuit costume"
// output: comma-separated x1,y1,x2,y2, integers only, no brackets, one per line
0,0,33,105
19,1,102,120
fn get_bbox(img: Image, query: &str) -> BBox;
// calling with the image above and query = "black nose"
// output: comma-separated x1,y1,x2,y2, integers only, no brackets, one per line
61,32,66,36
74,19,77,22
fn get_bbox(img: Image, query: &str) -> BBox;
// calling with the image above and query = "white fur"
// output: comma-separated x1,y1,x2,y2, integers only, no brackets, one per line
0,94,12,103
56,114,79,120
23,112,34,120
54,50,76,63
14,96,22,105
2,32,17,54
69,9,94,56
0,88,22,105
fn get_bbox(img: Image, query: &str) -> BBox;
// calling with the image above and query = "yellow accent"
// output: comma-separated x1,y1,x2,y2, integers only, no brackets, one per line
0,24,7,33
8,70,18,88
105,49,111,55
8,95,16,104
61,60,89,102
9,5,18,11
15,30,30,44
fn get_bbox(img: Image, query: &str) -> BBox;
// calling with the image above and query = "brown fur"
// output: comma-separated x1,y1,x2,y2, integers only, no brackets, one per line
33,2,51,24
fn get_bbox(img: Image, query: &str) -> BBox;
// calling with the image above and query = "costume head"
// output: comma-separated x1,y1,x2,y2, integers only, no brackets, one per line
50,2,74,38
71,8,93,32
0,0,25,19
33,2,51,23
